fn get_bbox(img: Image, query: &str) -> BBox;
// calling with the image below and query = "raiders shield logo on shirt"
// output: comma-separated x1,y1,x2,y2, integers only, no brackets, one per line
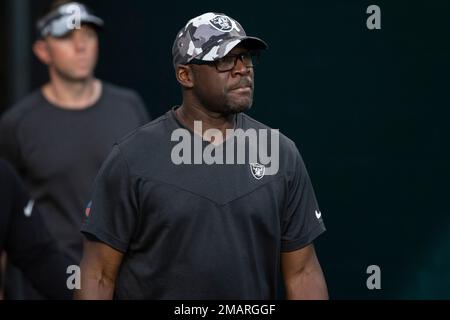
209,15,233,32
250,163,265,180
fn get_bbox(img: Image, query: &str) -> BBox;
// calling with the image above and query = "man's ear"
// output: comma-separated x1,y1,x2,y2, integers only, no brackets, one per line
33,40,51,65
175,65,194,89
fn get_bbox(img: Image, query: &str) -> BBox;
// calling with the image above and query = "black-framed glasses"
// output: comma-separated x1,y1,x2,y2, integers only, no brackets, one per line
190,51,260,72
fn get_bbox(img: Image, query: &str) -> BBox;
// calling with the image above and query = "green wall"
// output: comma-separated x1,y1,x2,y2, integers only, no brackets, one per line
23,0,450,299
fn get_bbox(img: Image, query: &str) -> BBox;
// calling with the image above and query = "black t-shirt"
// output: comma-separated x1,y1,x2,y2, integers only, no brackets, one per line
81,108,325,299
0,159,73,299
0,82,150,262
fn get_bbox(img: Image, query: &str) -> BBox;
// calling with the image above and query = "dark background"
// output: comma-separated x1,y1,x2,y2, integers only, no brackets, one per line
1,0,449,299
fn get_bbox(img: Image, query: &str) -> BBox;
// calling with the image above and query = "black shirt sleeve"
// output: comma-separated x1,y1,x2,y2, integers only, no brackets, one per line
280,143,326,252
0,160,74,299
81,145,139,253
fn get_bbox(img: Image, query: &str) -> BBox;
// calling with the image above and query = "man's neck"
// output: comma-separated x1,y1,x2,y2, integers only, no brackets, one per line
42,73,102,110
176,103,237,145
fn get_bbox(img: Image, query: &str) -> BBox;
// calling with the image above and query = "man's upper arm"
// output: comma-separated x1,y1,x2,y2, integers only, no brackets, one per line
81,237,124,278
281,244,328,299
76,238,124,300
281,244,317,277
81,145,139,253
281,143,326,252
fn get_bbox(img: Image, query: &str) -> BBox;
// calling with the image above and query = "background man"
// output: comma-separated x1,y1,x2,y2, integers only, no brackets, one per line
0,0,150,298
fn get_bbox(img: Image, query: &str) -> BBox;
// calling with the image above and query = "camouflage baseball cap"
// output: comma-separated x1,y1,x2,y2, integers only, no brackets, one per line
172,12,268,67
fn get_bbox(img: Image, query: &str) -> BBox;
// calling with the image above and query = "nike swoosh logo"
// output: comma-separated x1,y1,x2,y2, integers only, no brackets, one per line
24,200,34,217
315,210,322,219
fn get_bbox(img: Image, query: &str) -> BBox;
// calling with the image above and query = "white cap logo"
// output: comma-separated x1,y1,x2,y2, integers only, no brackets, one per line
209,15,233,32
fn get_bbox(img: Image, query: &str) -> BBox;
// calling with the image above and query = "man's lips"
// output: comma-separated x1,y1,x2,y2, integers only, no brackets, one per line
231,86,252,91
229,78,253,92
229,83,253,92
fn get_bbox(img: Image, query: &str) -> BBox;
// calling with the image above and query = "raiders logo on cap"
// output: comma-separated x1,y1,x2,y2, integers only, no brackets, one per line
209,15,233,32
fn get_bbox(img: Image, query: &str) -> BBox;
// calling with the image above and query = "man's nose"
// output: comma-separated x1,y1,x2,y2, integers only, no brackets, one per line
232,56,251,76
73,33,88,51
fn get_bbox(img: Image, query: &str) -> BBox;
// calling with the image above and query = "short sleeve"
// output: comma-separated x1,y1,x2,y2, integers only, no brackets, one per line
81,145,138,253
281,143,326,252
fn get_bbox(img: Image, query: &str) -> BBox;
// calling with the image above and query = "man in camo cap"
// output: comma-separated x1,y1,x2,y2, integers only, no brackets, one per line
172,12,267,66
77,12,328,300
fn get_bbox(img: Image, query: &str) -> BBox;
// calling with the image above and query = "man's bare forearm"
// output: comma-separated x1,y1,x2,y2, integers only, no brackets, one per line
74,239,123,300
74,272,115,300
285,267,328,300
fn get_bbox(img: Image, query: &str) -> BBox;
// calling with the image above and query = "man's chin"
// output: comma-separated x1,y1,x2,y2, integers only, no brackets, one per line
232,105,251,114
226,99,253,114
56,67,94,82
63,73,93,82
